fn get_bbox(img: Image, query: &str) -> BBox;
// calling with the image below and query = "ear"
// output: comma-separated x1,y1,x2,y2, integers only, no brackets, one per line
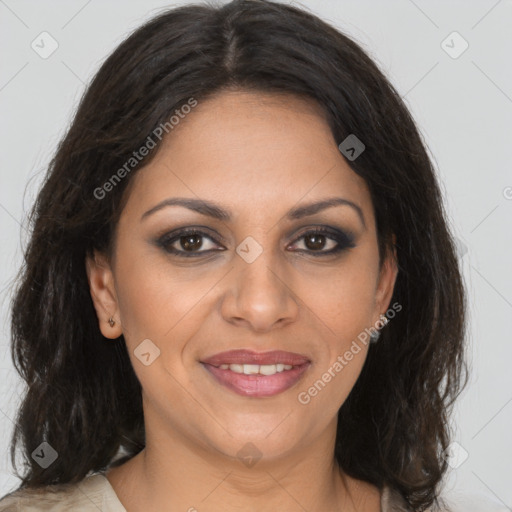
85,250,122,339
374,234,399,321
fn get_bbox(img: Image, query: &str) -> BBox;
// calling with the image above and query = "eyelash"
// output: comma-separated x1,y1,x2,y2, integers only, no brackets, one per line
156,226,356,258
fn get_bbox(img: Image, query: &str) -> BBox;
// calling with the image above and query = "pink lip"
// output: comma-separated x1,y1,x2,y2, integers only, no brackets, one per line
201,349,310,367
200,349,311,398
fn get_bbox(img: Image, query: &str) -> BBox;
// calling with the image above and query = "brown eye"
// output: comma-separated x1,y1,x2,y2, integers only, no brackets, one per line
304,233,329,251
288,227,356,256
157,229,223,257
179,234,204,252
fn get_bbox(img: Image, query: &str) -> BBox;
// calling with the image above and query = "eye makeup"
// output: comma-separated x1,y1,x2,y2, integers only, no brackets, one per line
153,224,357,259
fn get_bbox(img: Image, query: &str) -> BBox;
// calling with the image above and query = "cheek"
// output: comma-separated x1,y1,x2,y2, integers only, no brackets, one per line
291,256,377,410
114,261,173,341
295,256,378,338
113,245,222,364
113,238,189,332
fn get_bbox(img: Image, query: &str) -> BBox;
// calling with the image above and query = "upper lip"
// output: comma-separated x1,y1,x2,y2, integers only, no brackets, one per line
201,349,310,367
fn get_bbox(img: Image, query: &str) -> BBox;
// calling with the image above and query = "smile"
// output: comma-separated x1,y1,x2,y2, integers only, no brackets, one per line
201,349,311,397
216,363,294,375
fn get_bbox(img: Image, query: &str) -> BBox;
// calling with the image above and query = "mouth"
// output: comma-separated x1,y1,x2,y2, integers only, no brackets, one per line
200,349,311,397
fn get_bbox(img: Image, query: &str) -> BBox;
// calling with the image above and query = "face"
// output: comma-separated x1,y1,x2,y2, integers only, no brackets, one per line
87,90,397,462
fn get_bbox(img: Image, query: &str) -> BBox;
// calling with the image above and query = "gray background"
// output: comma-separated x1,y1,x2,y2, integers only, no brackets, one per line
1,0,511,509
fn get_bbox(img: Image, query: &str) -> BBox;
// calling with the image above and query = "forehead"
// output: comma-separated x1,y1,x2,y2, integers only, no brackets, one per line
121,90,372,224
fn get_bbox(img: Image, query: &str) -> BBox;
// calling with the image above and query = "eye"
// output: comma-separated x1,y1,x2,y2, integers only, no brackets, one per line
157,228,224,257
156,226,356,259
288,227,356,256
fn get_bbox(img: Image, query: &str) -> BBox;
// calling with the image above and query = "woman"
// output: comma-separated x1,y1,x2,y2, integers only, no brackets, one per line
0,0,467,510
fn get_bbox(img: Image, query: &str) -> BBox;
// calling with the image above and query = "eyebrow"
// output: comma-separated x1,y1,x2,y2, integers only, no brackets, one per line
141,196,365,228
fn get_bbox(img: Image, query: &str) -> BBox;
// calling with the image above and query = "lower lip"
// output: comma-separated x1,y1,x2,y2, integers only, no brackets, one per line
202,363,310,397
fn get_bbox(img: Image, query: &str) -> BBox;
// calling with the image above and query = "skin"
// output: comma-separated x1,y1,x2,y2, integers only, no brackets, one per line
86,90,398,512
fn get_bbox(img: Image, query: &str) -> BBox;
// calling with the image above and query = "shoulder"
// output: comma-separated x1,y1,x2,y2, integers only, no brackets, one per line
0,473,125,512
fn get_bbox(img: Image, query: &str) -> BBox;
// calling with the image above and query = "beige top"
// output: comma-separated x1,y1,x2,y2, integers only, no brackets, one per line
0,473,412,511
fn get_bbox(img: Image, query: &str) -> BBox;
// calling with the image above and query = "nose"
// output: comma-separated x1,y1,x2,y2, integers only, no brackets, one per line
220,250,299,333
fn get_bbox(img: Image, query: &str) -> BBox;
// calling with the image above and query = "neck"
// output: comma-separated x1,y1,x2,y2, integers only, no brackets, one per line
106,421,381,512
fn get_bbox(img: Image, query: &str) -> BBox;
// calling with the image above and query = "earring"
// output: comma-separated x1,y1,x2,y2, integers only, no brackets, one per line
370,314,388,344
379,313,389,327
108,316,116,327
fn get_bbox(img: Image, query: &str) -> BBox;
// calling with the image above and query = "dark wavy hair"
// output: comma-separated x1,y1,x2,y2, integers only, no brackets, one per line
5,1,467,510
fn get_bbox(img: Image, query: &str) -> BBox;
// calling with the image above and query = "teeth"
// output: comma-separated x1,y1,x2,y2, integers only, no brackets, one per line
244,364,260,375
217,363,296,375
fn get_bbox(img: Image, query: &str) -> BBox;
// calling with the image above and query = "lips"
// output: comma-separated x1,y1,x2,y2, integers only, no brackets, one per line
201,349,310,367
200,349,311,397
